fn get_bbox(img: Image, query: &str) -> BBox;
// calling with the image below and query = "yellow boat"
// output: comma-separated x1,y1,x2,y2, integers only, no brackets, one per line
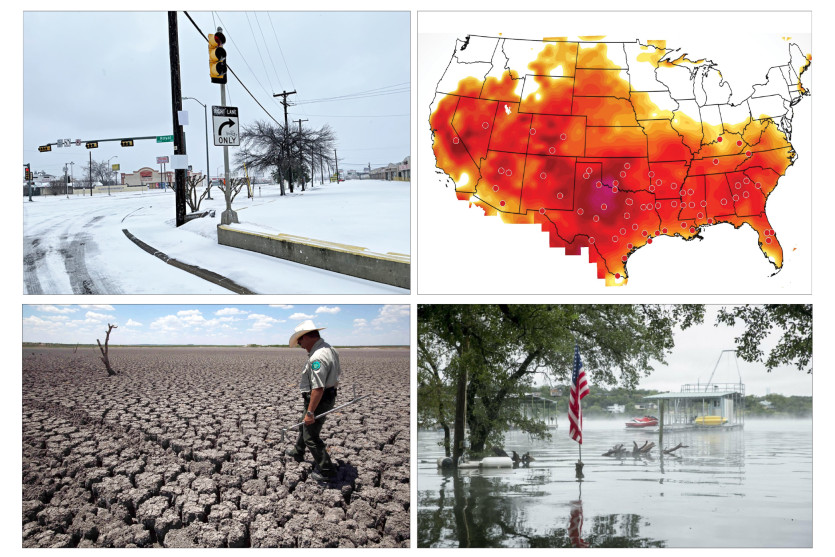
694,415,728,426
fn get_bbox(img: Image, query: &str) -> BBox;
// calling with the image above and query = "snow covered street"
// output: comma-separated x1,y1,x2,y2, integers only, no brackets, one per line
23,180,409,294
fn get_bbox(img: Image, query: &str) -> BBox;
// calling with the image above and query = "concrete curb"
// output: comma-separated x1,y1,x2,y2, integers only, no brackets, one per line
122,229,256,294
216,225,410,290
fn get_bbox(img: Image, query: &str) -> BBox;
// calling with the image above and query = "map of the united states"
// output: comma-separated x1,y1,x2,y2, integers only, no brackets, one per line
429,36,811,285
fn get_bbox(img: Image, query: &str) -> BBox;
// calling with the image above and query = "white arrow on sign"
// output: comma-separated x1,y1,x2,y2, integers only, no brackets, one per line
212,105,240,146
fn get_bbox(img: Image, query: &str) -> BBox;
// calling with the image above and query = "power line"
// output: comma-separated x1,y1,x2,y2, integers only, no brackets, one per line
254,12,284,93
245,12,275,94
288,113,409,118
212,12,284,114
182,11,281,126
295,83,409,105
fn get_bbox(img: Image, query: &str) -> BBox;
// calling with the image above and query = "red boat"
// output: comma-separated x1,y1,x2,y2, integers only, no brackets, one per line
625,416,659,428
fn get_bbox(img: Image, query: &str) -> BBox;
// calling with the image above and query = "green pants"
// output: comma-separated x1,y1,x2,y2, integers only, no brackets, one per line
295,388,337,476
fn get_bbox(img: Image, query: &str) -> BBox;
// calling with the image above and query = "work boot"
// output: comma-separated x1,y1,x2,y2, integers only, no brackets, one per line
285,447,304,462
310,470,336,483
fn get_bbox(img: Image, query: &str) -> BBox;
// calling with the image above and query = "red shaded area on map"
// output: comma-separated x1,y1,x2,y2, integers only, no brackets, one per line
430,39,807,285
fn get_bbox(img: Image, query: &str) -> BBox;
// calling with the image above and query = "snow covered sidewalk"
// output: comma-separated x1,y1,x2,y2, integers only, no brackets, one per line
23,180,409,294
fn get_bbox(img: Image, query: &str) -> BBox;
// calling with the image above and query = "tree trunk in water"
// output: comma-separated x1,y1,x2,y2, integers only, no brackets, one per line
452,365,467,465
452,337,469,466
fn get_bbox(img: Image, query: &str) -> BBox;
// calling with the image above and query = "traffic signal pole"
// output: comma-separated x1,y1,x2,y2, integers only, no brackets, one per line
168,11,187,227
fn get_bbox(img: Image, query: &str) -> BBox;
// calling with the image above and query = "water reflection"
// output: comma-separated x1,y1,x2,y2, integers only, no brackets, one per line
419,470,665,547
418,420,812,547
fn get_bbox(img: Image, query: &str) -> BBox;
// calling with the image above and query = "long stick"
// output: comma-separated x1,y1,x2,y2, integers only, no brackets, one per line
280,393,371,443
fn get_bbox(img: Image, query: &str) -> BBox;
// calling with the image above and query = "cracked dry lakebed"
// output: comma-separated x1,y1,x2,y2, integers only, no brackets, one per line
22,346,410,548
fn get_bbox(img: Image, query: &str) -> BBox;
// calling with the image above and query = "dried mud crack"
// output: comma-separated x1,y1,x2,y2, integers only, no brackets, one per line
22,347,410,548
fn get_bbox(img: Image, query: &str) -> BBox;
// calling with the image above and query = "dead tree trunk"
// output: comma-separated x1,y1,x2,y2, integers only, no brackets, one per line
663,442,689,455
97,324,117,376
632,440,655,456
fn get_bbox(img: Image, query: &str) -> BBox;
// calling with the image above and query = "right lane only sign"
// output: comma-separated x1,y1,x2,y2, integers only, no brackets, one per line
212,106,240,146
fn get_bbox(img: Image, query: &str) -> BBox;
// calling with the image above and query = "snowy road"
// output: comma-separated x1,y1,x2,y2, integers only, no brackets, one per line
23,184,408,294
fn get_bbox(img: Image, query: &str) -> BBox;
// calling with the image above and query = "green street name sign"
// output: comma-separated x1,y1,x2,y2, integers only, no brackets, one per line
156,135,174,143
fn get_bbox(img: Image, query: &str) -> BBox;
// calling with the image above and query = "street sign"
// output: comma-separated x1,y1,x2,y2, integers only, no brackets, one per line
156,135,174,143
212,105,240,146
75,139,82,146
157,156,170,164
112,164,120,171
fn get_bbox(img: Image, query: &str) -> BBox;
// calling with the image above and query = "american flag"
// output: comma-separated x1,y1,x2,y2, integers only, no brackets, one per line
568,499,589,548
569,345,590,444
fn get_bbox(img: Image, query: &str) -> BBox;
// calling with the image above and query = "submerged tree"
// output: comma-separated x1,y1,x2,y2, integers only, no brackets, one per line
418,304,705,458
716,304,812,373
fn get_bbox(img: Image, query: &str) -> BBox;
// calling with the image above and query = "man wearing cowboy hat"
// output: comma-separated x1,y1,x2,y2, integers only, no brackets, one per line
285,319,340,481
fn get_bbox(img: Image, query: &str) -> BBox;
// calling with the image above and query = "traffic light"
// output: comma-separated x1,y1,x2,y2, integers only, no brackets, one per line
38,145,51,152
24,164,31,181
85,141,99,149
208,30,227,84
121,139,134,147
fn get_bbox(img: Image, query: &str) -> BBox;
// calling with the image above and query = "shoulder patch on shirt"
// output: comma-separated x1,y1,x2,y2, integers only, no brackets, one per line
311,360,321,371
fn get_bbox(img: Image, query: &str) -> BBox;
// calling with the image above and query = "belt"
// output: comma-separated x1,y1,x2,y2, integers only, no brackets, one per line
303,386,337,398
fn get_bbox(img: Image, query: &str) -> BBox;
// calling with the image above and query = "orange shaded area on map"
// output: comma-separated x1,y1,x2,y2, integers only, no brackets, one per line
429,39,803,285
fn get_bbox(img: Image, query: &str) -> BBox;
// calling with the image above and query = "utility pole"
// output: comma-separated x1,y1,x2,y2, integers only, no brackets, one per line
168,11,187,227
334,149,339,184
320,153,324,184
25,164,32,201
294,118,307,189
89,151,93,196
183,97,211,199
273,90,296,194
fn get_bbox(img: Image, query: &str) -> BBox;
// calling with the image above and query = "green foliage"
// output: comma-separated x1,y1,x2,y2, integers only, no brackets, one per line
744,394,812,417
716,305,812,373
418,304,704,454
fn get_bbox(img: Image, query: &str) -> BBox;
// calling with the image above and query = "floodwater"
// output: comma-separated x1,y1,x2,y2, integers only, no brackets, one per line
417,419,812,548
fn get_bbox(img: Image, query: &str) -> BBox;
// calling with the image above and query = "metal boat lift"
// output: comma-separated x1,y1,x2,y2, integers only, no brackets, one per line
643,350,746,431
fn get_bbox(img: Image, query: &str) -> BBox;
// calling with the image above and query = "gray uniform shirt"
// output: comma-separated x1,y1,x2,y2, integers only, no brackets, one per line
300,338,341,392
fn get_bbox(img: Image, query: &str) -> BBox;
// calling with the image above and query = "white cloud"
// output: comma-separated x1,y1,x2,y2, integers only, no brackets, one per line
176,309,206,325
316,306,341,314
353,318,368,328
33,305,77,314
24,315,55,327
125,319,143,327
85,311,115,322
215,307,248,316
150,314,188,332
248,313,280,331
270,304,294,309
79,304,115,311
372,305,410,326
289,312,315,320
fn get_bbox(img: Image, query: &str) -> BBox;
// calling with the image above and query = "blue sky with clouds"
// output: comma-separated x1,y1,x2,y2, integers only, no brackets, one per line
23,304,410,346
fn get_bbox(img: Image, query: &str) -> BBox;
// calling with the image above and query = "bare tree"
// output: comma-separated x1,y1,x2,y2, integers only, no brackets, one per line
185,174,209,213
237,120,336,196
97,324,118,376
215,178,248,225
90,160,117,185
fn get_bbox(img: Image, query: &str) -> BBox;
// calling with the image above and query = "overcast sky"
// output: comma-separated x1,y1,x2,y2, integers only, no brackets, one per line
23,304,410,346
23,11,409,180
525,306,812,397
